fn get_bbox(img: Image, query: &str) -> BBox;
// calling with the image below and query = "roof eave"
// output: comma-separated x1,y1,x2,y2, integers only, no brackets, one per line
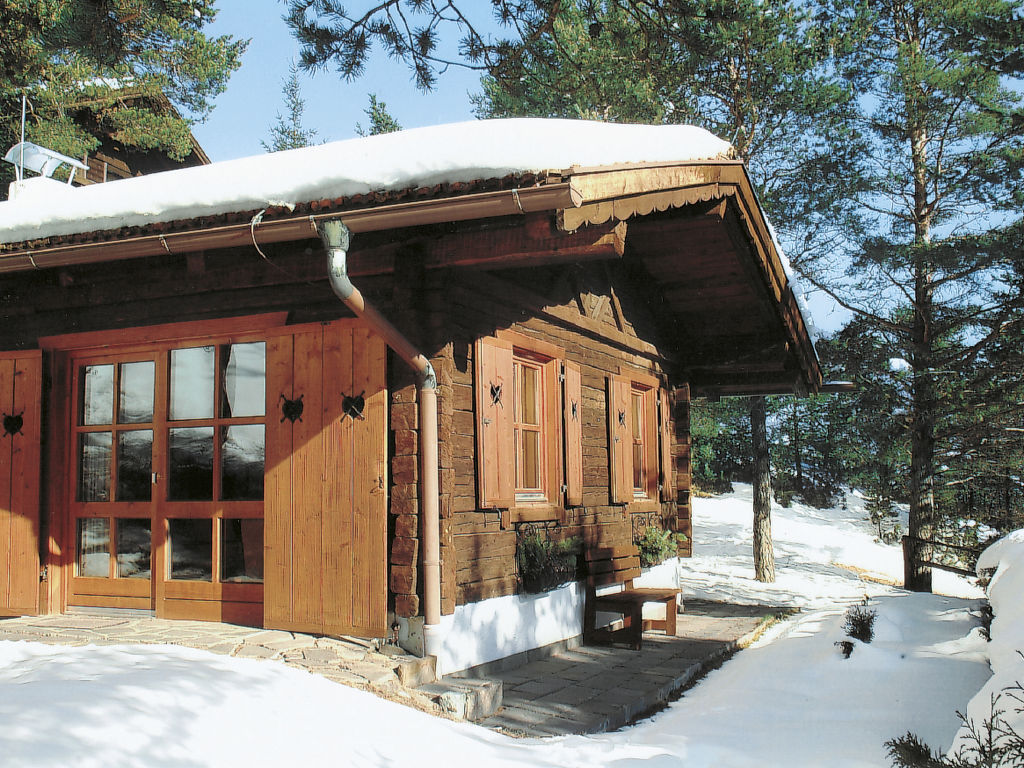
0,159,821,394
0,181,579,273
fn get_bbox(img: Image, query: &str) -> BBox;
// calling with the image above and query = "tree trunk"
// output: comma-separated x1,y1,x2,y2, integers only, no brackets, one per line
905,118,936,593
751,395,775,582
792,398,803,494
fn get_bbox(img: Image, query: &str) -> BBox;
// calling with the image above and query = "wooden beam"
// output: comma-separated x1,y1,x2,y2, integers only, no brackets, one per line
186,251,206,276
687,362,789,374
0,183,580,274
567,162,738,206
342,217,627,276
690,377,807,397
661,282,754,305
422,219,626,270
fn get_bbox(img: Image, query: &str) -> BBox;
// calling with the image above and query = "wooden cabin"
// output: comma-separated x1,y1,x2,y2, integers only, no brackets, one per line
74,92,212,186
0,120,819,673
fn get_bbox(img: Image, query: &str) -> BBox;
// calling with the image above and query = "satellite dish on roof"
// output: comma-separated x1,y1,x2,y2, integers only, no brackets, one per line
4,141,88,185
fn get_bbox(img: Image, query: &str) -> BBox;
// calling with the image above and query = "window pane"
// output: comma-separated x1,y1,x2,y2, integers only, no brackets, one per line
633,443,645,490
118,361,154,424
631,392,643,440
117,430,152,502
77,518,110,577
221,425,264,501
116,519,151,579
168,519,212,581
522,430,541,490
520,365,539,425
169,346,215,420
78,432,111,502
80,365,113,425
221,519,264,582
221,342,266,418
168,427,214,501
513,427,521,488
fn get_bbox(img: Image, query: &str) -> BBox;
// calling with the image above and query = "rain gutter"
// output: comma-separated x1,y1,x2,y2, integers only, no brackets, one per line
0,182,579,274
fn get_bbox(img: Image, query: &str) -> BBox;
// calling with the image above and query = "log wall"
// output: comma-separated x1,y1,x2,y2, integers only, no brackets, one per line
431,265,692,607
0,236,693,620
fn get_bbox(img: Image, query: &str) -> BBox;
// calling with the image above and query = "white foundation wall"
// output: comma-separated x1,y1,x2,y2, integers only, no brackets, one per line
435,582,584,676
433,558,684,676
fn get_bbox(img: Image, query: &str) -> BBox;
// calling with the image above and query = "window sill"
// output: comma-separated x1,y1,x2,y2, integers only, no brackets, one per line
626,499,660,514
508,503,564,523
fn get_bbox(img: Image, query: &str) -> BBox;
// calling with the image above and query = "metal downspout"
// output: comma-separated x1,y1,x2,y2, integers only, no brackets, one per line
319,220,443,655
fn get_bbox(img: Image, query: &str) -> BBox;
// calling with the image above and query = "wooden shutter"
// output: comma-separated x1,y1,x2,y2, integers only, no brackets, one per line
0,351,41,616
607,373,632,504
562,361,583,507
265,321,388,637
659,387,674,501
476,336,514,510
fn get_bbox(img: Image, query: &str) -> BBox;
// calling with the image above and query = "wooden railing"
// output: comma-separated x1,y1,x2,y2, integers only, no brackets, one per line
902,536,981,580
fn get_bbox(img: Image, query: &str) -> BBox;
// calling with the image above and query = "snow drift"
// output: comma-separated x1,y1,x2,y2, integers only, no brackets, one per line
946,530,1024,760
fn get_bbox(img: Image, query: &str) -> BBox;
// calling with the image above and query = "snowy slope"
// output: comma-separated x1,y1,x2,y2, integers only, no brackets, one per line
677,484,981,607
0,487,1000,767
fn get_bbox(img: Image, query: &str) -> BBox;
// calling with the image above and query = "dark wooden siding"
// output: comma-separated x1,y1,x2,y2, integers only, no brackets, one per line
433,266,691,607
0,232,693,619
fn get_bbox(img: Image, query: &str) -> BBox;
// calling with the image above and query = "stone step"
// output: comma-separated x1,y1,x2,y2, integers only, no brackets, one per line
386,651,437,688
419,677,503,722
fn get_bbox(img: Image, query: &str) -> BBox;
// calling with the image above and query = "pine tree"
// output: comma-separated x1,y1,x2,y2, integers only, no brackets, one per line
354,94,401,137
263,62,319,152
471,2,667,124
0,1,245,190
820,319,914,537
793,0,1024,590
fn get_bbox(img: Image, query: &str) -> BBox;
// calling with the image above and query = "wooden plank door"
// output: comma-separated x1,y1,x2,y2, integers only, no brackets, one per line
0,351,42,616
264,321,388,637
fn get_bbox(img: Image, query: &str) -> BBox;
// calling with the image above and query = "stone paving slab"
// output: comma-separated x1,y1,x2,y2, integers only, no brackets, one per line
475,600,786,737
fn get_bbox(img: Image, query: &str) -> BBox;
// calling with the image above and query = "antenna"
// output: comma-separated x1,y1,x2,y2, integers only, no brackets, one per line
18,93,25,182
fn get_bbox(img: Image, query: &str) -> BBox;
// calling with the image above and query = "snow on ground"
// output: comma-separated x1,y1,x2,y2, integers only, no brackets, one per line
676,484,982,607
0,486,1005,767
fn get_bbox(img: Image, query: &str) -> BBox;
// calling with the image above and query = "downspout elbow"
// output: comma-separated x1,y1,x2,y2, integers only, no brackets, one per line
323,219,355,302
418,360,437,391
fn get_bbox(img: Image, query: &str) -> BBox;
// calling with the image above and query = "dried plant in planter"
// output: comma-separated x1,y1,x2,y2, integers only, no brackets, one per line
635,526,688,568
516,531,580,594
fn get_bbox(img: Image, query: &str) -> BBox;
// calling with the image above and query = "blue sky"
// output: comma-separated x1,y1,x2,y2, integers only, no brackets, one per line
192,2,487,161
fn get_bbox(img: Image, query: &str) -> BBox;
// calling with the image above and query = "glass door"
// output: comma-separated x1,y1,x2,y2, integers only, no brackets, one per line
158,341,265,621
68,338,267,622
69,355,158,609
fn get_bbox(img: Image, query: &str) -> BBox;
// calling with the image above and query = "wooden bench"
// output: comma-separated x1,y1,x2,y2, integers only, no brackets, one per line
583,545,681,650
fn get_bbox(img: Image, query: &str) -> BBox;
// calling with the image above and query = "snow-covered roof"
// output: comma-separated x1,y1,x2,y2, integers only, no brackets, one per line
0,118,731,245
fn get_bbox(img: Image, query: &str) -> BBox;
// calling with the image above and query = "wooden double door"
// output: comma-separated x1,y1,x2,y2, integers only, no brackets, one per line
60,318,389,635
67,336,268,623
